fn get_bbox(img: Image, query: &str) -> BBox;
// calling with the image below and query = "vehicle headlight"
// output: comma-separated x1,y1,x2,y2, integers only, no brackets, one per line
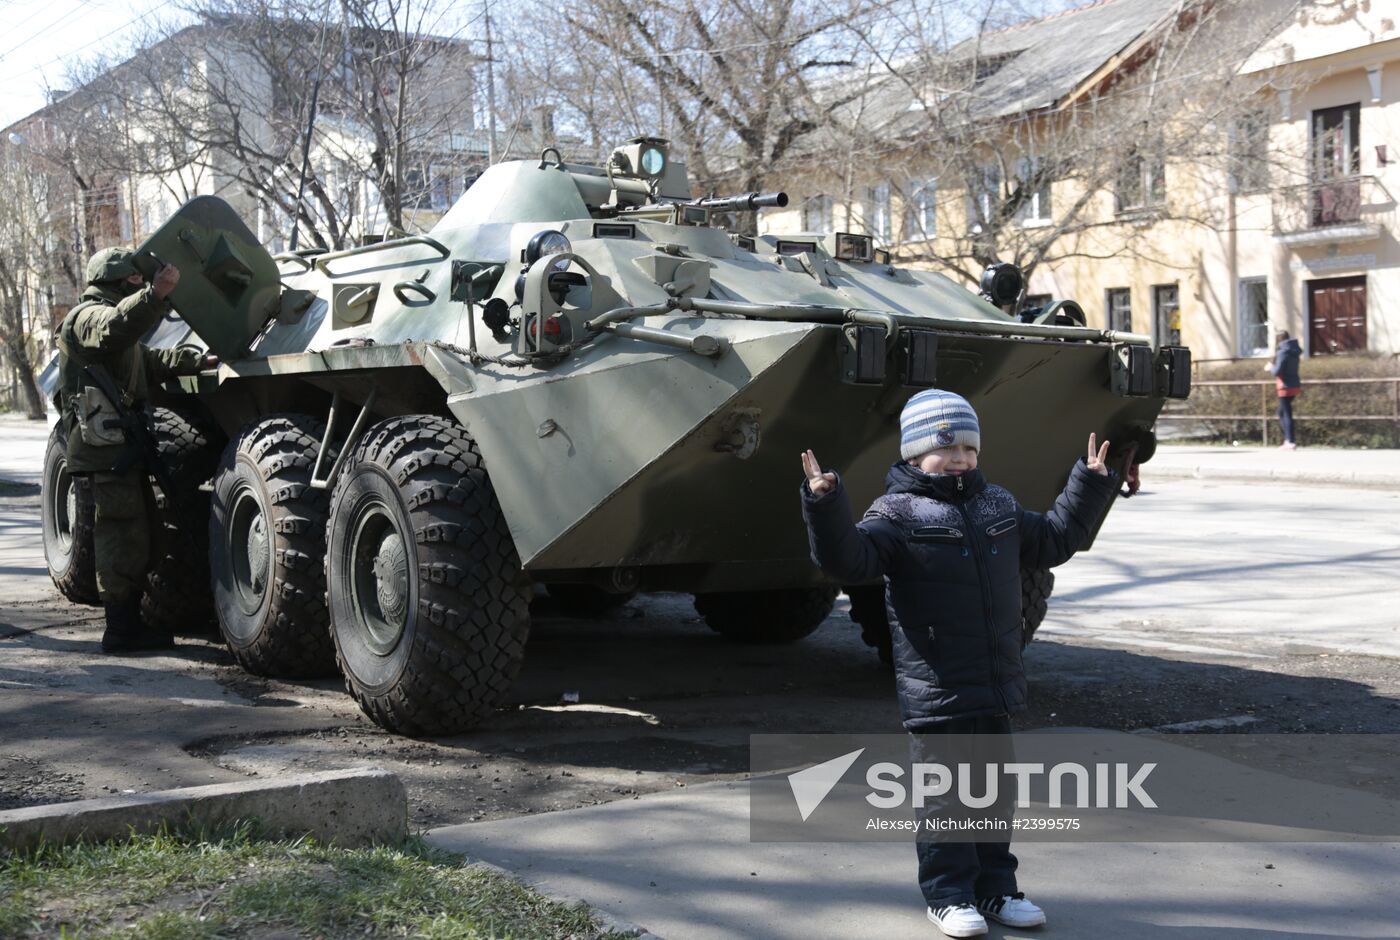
525,230,571,264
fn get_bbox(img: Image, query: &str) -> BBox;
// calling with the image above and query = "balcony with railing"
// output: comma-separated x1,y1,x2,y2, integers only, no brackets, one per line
1272,175,1392,246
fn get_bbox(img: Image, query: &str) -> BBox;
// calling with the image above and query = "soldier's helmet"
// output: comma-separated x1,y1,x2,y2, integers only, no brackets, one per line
85,247,139,285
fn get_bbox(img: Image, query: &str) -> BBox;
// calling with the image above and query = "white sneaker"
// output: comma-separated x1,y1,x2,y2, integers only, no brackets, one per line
976,892,1046,927
927,902,988,937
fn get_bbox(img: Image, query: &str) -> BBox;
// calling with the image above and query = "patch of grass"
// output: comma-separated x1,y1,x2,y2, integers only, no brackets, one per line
1,824,625,939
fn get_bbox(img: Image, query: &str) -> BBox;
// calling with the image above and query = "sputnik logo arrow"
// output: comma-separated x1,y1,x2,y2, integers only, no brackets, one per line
787,748,865,821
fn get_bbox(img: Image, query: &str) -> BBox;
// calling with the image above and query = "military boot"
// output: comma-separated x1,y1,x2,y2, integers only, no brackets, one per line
100,597,175,653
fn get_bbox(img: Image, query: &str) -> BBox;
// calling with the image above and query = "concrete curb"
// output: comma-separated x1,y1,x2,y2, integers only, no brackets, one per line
1146,465,1400,488
0,767,406,852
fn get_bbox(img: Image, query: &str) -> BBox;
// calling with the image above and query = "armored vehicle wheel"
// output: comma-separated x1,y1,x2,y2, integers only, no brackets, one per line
543,583,637,617
844,584,892,665
693,586,838,644
210,415,337,677
41,423,99,606
142,408,223,637
326,415,531,736
1020,567,1055,648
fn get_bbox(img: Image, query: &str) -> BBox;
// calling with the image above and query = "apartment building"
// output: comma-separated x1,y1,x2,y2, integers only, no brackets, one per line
0,14,484,400
762,0,1399,363
1199,2,1399,360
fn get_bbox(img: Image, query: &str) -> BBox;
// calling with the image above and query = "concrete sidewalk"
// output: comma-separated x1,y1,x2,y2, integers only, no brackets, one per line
4,414,1396,490
428,780,1399,940
1147,443,1400,488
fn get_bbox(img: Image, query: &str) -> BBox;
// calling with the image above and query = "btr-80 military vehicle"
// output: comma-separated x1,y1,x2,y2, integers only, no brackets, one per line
41,137,1187,735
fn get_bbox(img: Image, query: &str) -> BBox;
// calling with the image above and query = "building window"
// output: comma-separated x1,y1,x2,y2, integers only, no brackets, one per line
865,183,891,242
402,164,429,211
1238,278,1269,357
1015,157,1052,222
1153,284,1181,346
802,194,833,232
968,164,1001,231
430,164,456,211
1117,149,1166,212
1230,109,1271,193
1106,287,1132,332
904,178,936,241
1311,103,1360,181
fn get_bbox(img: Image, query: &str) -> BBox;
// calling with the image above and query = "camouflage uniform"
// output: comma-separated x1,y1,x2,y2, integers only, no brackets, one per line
55,248,203,650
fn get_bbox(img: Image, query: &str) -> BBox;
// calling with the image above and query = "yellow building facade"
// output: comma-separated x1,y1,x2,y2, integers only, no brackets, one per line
761,0,1399,364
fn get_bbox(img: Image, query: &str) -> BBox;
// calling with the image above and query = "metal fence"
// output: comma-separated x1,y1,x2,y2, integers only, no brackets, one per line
1158,377,1400,446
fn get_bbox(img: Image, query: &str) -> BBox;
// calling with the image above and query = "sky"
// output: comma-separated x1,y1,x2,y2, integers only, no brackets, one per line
0,0,1094,131
0,0,192,129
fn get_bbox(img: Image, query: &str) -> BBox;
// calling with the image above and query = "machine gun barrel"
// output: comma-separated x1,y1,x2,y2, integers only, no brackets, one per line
692,191,789,213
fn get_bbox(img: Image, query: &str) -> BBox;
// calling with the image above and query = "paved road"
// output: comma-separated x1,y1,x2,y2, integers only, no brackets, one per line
6,411,1396,656
1047,476,1400,659
3,417,1399,938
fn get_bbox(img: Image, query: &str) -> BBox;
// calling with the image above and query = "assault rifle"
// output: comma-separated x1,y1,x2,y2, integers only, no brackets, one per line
82,363,176,497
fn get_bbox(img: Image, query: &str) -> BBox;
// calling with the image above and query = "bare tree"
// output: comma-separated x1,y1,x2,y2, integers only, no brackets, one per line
62,1,484,251
806,0,1303,291
0,149,62,418
500,0,884,199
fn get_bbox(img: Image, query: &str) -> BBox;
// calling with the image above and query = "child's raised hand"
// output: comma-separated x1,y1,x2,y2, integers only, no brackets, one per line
1086,433,1111,476
801,449,837,496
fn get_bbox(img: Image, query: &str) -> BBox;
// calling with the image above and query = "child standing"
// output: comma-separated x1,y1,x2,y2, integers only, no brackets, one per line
799,388,1118,938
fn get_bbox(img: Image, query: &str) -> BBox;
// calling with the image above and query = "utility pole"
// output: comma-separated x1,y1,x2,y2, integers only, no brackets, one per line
485,0,498,163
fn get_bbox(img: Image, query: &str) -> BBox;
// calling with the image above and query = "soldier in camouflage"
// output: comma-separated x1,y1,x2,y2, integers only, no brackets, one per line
55,247,212,653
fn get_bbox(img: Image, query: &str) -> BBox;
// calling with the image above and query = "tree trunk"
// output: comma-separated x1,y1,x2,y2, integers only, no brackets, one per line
3,338,45,419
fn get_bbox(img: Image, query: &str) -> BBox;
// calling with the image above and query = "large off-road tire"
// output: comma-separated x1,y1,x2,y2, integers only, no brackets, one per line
210,414,337,677
845,583,892,665
326,415,531,736
846,568,1056,660
1020,567,1055,648
141,408,223,637
543,583,637,617
693,586,838,644
41,423,99,606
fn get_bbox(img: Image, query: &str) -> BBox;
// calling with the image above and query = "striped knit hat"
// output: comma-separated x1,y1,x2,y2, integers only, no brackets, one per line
900,389,980,460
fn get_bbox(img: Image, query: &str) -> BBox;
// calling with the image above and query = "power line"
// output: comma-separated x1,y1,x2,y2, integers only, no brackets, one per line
0,0,176,91
0,0,89,44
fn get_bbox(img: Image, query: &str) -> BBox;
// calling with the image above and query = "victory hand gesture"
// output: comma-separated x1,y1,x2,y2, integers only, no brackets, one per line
801,449,837,496
1086,433,1111,476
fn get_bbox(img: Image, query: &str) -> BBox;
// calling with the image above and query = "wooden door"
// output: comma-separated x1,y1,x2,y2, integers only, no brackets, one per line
1308,276,1367,355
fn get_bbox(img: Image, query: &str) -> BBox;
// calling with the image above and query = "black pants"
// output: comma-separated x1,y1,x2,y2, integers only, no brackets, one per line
910,714,1018,907
1277,396,1296,444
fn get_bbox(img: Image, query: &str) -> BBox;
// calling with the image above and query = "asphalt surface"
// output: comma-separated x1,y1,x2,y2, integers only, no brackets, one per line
3,413,1399,938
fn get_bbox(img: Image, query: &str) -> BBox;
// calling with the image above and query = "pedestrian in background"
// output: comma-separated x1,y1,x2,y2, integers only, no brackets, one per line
1269,330,1303,450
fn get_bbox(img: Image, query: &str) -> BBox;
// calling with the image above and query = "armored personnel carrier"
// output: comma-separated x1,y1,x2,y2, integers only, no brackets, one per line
41,137,1187,735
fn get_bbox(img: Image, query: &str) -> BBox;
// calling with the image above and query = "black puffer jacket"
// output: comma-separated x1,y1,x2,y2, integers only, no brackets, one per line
801,459,1117,729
